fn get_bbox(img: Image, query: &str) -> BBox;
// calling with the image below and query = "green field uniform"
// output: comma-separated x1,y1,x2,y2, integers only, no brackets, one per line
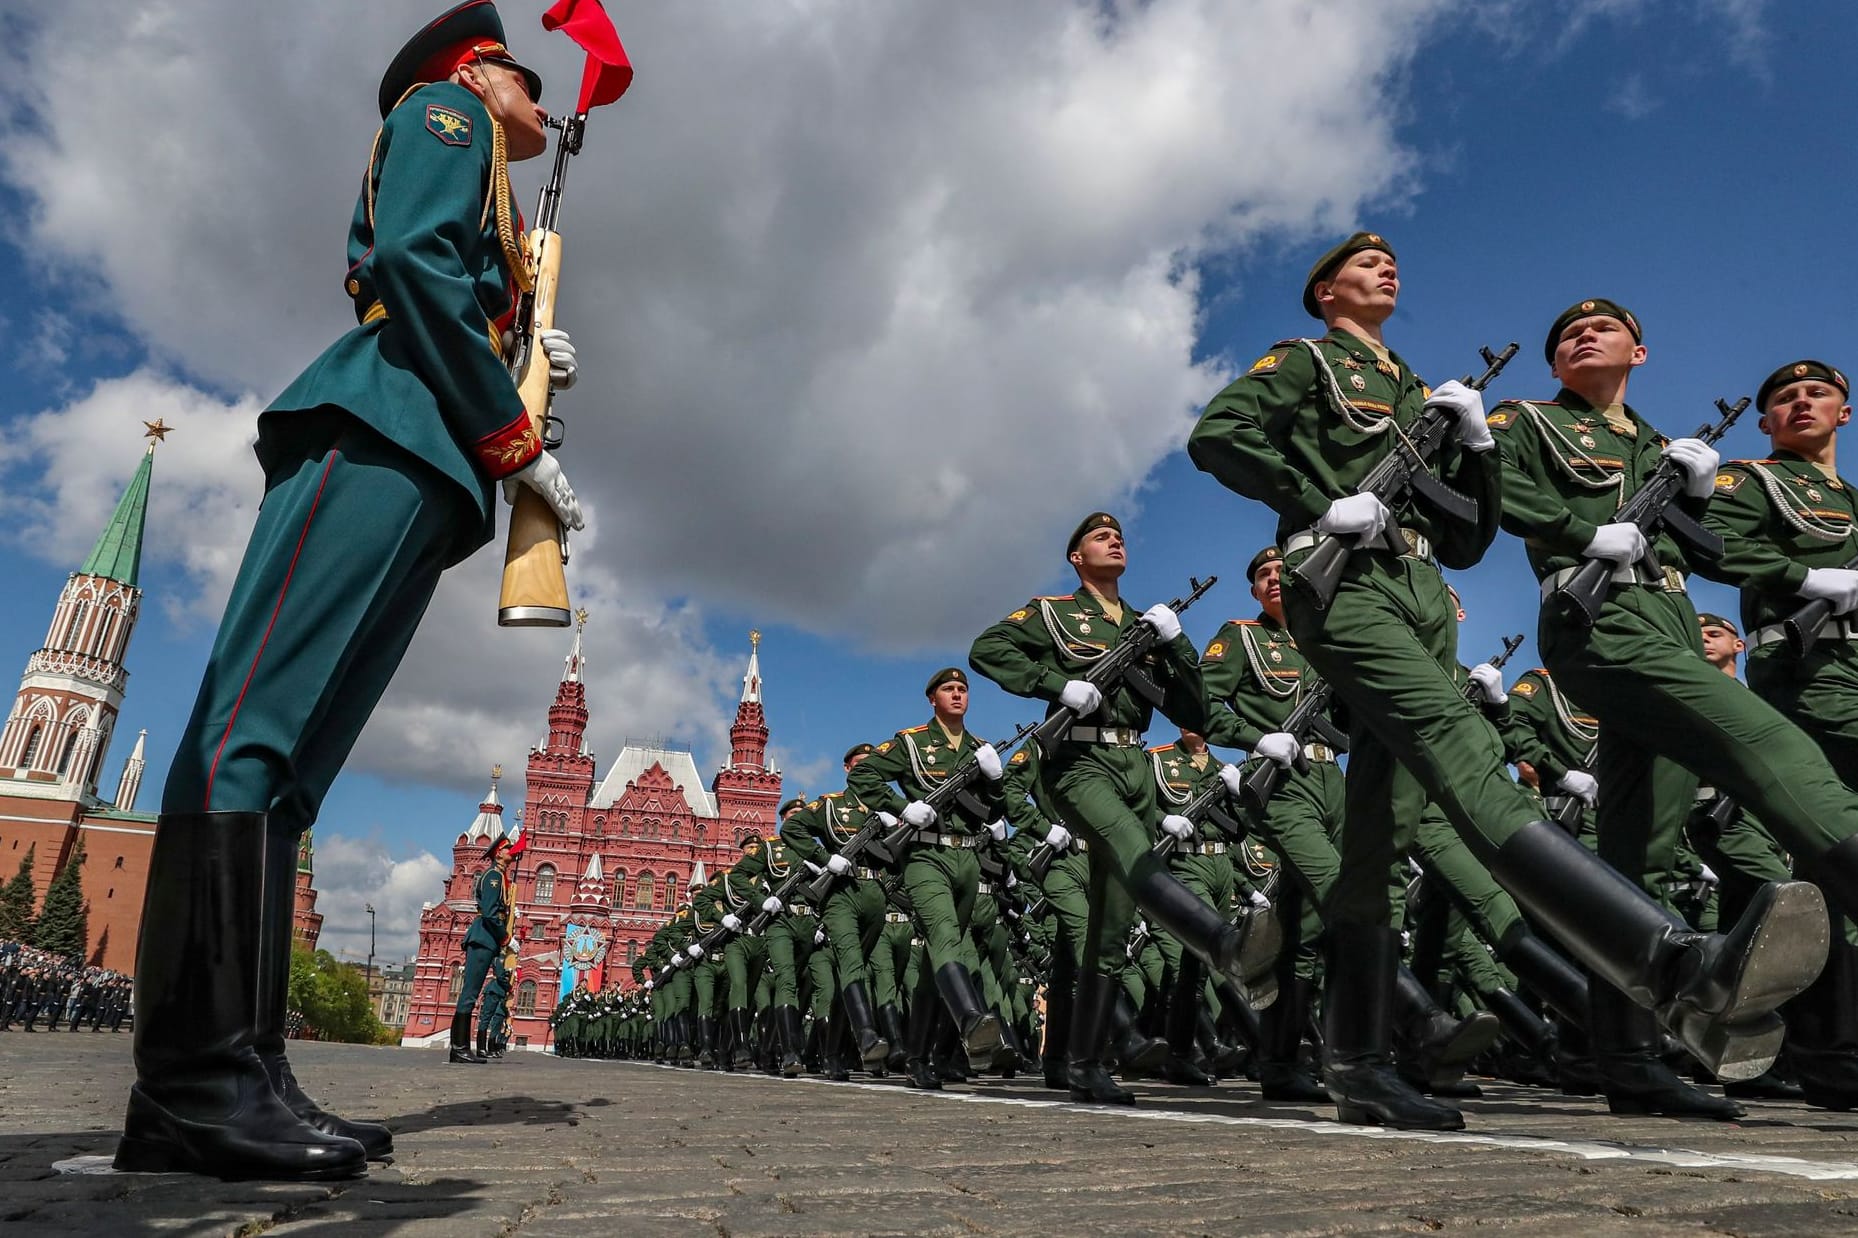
1001,744,1092,1077
456,864,509,1020
1706,440,1858,1101
1149,742,1239,1081
1502,668,1599,844
782,793,889,991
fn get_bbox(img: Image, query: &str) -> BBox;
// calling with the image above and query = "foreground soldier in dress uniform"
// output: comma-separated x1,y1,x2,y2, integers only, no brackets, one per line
972,514,1261,1106
1488,304,1858,1117
1188,235,1825,1130
847,669,1008,1090
1706,360,1858,1108
114,1,585,1181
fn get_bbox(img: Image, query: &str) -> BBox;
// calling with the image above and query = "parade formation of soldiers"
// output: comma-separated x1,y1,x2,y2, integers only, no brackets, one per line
95,0,1858,1188
0,942,131,1034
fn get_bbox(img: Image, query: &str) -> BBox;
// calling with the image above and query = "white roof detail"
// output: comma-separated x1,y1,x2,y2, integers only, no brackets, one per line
464,773,505,842
690,860,706,888
740,647,761,704
582,853,603,882
127,729,147,761
588,743,719,817
564,623,585,683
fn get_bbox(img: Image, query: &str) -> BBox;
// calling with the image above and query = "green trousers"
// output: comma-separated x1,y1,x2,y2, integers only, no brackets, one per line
163,412,462,823
1154,851,1235,981
900,844,981,973
1243,758,1344,978
765,910,825,1009
1044,745,1179,978
1040,851,1093,974
724,934,768,1012
1284,551,1538,929
1413,802,1523,948
1544,585,1857,896
821,878,886,988
691,956,726,1018
869,917,915,1008
455,941,495,1017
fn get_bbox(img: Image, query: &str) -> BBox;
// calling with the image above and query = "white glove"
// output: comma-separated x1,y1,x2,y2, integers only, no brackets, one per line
987,818,1009,841
1005,871,1018,889
722,914,743,932
813,928,826,945
974,743,1003,781
1161,814,1195,841
901,800,936,828
1467,662,1507,705
538,327,578,390
1426,379,1492,453
1253,731,1300,768
1044,824,1072,851
826,855,851,876
1247,890,1270,909
1557,769,1598,807
1316,491,1392,543
1140,603,1182,643
686,944,704,959
762,896,783,914
1699,864,1720,884
1661,437,1720,500
1800,567,1858,616
500,451,586,531
1219,764,1246,795
1582,521,1648,565
643,979,654,991
1059,680,1103,714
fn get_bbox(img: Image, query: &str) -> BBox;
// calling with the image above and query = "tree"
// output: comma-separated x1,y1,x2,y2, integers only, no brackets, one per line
0,844,36,941
31,839,87,960
287,947,389,1045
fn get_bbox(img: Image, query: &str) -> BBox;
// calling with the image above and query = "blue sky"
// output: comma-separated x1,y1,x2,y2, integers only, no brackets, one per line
0,0,1850,958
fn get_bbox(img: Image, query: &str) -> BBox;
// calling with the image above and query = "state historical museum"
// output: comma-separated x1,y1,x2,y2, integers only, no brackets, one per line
401,627,781,1050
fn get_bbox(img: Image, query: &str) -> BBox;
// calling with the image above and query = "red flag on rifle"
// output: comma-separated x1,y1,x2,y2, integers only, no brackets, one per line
542,0,633,113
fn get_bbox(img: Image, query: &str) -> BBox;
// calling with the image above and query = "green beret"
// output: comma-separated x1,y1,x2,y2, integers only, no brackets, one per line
1697,613,1739,635
1247,546,1283,581
842,742,874,764
778,798,806,817
1067,511,1123,556
1303,231,1395,318
740,833,764,850
1544,298,1641,364
1757,360,1850,412
925,667,968,697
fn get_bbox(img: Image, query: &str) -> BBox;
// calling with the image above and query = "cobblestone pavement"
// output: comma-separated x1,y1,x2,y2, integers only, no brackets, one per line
7,1034,1858,1236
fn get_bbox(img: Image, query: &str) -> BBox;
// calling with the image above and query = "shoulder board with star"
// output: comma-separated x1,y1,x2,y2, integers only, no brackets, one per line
1146,743,1177,756
1038,594,1074,602
901,724,930,736
822,790,843,803
1228,618,1260,627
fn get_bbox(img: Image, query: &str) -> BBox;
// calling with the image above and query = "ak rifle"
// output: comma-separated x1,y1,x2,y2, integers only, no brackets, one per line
1547,739,1599,832
1237,677,1348,815
1151,764,1248,859
1781,549,1858,657
873,574,1218,862
854,718,1041,868
1474,634,1527,687
1293,343,1519,609
1549,396,1750,627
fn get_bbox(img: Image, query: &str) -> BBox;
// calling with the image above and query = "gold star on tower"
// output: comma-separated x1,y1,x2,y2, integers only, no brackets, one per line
143,418,172,443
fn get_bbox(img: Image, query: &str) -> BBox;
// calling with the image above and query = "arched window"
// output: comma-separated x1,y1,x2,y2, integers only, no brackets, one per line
634,872,655,909
19,725,43,769
448,963,464,1001
610,870,627,908
56,732,80,777
664,873,679,908
626,940,638,964
516,980,537,1015
63,601,89,648
534,865,557,903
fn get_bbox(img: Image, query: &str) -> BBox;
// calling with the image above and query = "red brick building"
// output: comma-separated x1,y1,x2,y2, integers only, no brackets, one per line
401,627,781,1049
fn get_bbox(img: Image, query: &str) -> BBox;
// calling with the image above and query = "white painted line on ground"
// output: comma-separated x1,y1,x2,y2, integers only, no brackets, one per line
605,1060,1858,1183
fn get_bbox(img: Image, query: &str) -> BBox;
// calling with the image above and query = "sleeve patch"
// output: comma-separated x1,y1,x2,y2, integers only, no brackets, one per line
1009,749,1029,766
1204,640,1227,660
875,741,892,753
1512,681,1537,697
1247,353,1283,375
1486,409,1516,430
426,104,474,146
1006,608,1030,623
1714,470,1745,494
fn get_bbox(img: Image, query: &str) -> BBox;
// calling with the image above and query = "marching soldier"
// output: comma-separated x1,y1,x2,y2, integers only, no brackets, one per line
717,835,775,1071
1502,666,1600,843
971,513,1259,1106
847,669,1009,1089
1147,731,1236,1086
1487,304,1858,1117
1188,238,1822,1130
1704,360,1858,1108
117,1,581,1180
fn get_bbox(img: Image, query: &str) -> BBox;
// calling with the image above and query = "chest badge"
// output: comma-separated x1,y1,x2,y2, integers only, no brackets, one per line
1350,374,1368,392
1808,487,1824,503
924,751,937,766
1342,357,1362,371
1376,359,1398,379
1580,434,1597,449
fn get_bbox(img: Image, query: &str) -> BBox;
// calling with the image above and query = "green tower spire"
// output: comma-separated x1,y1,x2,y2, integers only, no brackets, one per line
80,423,165,588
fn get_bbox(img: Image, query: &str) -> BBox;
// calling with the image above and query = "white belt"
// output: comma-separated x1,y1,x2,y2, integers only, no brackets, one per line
1539,563,1686,601
913,831,982,849
1178,841,1227,856
975,881,996,895
1066,726,1145,747
884,912,910,924
1284,526,1431,561
1754,618,1858,647
854,866,879,880
1303,742,1337,763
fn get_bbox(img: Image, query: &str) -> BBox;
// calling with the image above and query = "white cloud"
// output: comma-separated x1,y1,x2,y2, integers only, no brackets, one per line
305,832,449,963
0,0,1466,779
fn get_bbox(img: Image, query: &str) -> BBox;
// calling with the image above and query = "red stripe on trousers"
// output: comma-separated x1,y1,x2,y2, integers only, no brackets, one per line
202,444,343,810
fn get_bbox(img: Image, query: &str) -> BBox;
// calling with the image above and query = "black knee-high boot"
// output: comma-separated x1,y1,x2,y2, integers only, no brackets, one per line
114,812,367,1180
1322,925,1463,1131
1068,971,1136,1105
1590,982,1743,1119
